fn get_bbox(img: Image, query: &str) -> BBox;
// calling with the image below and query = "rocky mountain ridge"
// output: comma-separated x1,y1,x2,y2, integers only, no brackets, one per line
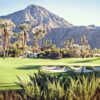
0,4,100,48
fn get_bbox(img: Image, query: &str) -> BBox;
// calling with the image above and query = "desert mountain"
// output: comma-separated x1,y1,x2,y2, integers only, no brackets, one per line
0,4,72,29
0,4,100,48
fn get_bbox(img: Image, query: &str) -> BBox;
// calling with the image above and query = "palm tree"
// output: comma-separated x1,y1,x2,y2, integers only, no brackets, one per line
80,35,91,58
42,39,52,50
63,40,69,49
0,19,15,57
12,32,23,48
81,35,88,46
38,30,45,48
69,38,74,48
19,24,31,50
32,29,45,52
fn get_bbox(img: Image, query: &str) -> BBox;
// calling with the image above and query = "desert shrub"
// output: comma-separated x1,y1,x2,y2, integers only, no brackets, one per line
8,47,22,57
41,48,62,59
81,49,91,58
18,71,100,100
61,49,71,58
61,48,81,58
61,44,92,58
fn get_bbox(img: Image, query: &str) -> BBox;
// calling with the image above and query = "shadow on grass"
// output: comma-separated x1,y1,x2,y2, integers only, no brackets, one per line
74,58,100,63
16,66,41,70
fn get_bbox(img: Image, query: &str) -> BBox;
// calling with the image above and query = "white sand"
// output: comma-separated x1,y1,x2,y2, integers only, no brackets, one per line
42,66,71,73
93,67,100,71
42,66,100,73
71,66,93,73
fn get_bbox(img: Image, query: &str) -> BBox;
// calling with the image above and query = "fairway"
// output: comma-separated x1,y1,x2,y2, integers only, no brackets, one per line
0,57,100,90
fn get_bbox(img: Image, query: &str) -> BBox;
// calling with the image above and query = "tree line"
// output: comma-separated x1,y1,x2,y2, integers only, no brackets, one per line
0,19,100,58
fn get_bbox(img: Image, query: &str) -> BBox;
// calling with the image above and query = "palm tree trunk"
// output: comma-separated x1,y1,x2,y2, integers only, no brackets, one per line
33,37,39,53
34,38,39,49
40,39,42,49
3,27,8,57
24,31,27,48
6,38,10,57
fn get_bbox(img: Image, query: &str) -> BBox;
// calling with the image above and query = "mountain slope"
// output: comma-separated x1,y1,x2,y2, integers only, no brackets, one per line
45,26,100,48
0,4,100,48
0,4,72,29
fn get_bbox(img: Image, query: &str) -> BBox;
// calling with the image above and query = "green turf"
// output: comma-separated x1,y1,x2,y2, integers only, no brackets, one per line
0,57,100,91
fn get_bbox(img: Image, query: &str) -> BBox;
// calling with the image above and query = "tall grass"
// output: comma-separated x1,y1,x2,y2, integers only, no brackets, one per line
17,71,100,100
0,71,99,100
0,91,26,100
67,75,100,100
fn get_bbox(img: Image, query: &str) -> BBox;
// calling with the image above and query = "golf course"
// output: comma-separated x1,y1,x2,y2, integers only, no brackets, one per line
0,57,100,91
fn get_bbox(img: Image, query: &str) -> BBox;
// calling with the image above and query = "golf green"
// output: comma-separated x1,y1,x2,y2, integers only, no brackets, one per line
0,57,100,90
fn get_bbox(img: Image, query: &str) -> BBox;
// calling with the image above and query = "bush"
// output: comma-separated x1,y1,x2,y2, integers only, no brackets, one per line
41,48,62,59
61,48,71,58
61,48,81,58
8,47,22,57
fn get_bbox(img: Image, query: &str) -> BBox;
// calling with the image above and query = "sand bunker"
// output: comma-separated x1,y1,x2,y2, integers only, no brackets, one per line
42,66,71,73
93,67,100,71
71,66,93,73
42,66,100,73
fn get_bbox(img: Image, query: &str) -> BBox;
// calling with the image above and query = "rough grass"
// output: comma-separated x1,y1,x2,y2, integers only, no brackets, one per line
0,57,100,90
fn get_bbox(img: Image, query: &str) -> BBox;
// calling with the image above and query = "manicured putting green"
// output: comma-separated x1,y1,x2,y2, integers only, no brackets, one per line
0,57,100,90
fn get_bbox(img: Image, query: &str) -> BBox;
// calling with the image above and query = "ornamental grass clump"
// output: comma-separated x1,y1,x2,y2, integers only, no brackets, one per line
18,71,100,100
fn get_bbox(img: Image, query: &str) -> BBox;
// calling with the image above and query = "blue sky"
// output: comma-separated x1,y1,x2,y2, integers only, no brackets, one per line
0,0,99,26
